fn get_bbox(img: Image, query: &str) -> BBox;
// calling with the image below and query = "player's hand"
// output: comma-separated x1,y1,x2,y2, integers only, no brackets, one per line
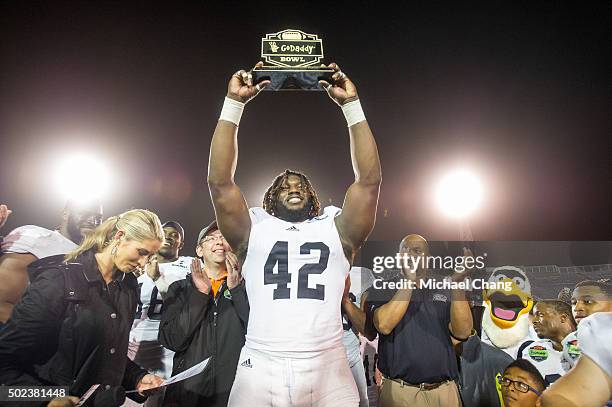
47,397,79,407
226,252,242,289
191,258,211,294
136,374,164,396
145,254,161,281
342,275,351,304
227,61,271,104
0,204,12,230
319,63,359,106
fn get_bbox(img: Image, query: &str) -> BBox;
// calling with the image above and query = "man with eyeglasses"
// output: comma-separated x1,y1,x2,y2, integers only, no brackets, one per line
0,199,103,323
500,359,546,407
159,221,249,407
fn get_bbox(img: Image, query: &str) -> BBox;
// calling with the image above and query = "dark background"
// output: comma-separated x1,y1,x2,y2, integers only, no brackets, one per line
1,1,611,249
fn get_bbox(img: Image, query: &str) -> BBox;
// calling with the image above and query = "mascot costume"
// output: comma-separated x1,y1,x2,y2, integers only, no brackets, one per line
481,266,537,358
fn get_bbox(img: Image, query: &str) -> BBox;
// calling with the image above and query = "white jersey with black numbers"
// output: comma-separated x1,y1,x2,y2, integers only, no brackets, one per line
242,206,350,354
1,225,76,259
130,256,193,343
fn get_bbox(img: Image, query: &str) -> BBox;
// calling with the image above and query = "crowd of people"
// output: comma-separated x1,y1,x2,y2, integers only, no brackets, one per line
0,64,610,407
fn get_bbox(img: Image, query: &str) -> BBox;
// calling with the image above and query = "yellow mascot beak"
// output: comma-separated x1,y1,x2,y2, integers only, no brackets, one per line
484,278,533,329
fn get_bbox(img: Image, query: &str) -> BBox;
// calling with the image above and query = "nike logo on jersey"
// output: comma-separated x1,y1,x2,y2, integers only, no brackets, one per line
285,226,300,231
240,358,253,368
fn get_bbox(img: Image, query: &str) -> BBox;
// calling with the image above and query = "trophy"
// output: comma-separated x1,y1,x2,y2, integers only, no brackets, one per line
252,29,335,91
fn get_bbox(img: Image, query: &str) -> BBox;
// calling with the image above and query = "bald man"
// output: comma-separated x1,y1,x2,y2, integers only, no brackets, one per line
369,234,473,407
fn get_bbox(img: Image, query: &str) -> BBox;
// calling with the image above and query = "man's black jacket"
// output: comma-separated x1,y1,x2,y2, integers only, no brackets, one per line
159,275,248,407
0,250,148,405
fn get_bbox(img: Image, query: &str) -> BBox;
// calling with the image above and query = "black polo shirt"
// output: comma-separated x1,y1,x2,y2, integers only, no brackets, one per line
369,283,459,384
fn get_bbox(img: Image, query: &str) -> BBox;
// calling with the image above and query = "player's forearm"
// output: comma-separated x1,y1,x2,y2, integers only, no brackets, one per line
540,393,580,407
348,121,382,187
208,120,239,187
342,299,367,335
450,291,473,339
373,289,413,335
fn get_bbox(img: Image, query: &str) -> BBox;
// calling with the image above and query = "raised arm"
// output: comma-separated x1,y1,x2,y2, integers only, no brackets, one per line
207,64,270,257
320,64,382,260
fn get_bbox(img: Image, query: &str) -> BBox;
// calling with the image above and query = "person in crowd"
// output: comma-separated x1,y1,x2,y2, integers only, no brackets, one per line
341,267,374,407
560,279,612,372
207,61,380,406
126,221,193,407
0,209,165,406
0,199,103,322
370,234,472,407
499,359,546,407
517,300,576,384
159,221,248,407
571,280,612,325
540,312,611,407
454,329,513,407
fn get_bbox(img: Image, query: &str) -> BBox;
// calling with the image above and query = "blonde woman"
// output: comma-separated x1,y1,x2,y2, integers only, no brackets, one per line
0,209,165,406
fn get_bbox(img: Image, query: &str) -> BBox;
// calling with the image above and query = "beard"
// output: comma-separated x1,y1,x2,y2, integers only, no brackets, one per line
274,200,311,222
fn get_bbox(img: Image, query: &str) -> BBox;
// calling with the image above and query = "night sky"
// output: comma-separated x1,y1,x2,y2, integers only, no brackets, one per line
1,1,611,249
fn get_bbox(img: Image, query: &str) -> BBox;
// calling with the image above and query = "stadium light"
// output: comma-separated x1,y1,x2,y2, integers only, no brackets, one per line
53,153,111,204
436,169,484,220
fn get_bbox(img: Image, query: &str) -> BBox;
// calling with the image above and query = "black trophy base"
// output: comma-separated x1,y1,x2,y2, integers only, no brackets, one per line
252,66,335,91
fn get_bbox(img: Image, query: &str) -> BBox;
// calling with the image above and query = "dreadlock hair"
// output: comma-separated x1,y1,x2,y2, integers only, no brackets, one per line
263,170,321,219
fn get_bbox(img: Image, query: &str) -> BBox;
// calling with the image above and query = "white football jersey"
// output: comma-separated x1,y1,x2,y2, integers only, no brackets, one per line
560,331,580,371
130,256,193,343
242,206,350,354
1,225,76,259
518,339,565,383
342,267,373,367
578,312,612,377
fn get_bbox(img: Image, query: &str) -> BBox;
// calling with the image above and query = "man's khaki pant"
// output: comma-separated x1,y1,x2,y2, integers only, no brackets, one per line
379,377,461,407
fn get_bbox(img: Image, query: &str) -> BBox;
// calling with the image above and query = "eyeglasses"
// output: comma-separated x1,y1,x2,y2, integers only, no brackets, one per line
498,376,542,396
199,235,225,244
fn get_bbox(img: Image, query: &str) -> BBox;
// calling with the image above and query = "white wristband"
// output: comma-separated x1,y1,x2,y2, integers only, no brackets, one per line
341,99,366,127
219,97,245,126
